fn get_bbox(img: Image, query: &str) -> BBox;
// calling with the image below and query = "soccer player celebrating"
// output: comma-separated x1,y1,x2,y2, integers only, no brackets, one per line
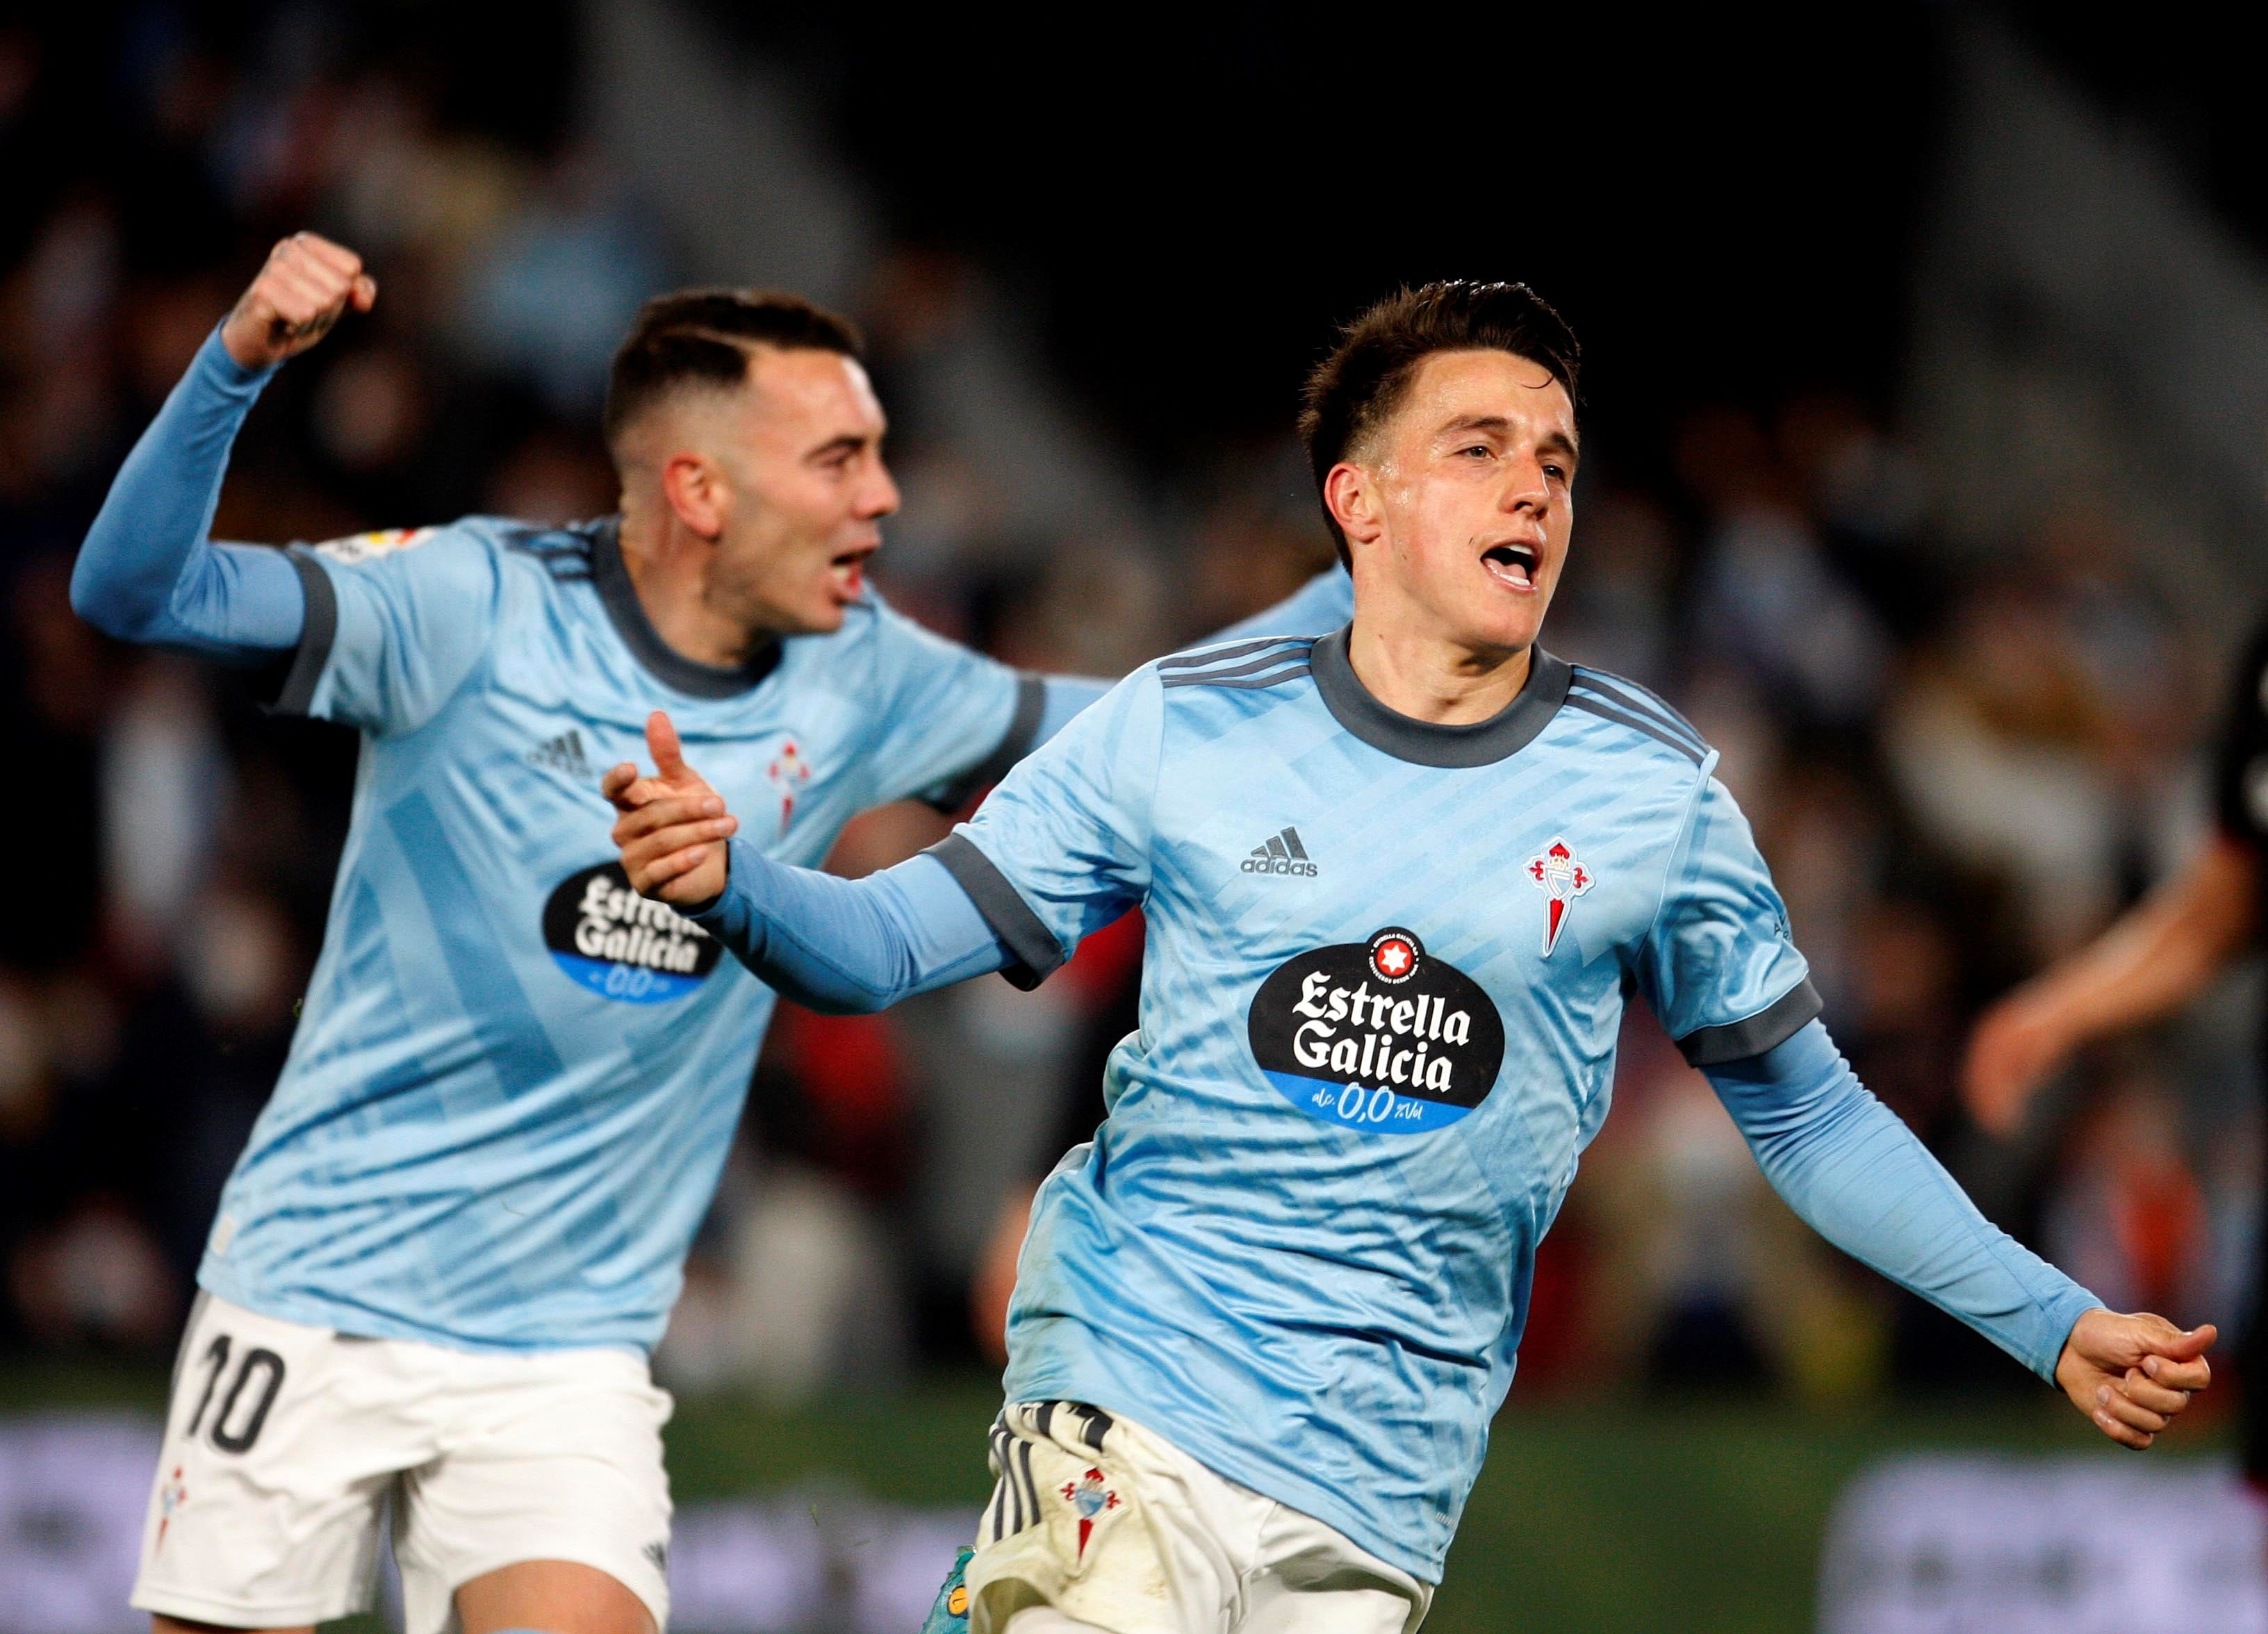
72,233,1349,1634
611,281,2216,1634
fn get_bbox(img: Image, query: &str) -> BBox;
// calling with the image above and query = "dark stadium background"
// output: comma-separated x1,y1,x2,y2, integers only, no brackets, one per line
3,5,2265,1631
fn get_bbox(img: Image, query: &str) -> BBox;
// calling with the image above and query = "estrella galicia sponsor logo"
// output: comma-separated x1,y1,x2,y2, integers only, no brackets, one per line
1241,825,1317,877
541,862,721,1003
1247,926,1504,1132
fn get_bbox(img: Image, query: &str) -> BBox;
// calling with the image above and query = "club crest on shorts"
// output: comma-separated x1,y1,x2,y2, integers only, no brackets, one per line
1060,1467,1120,1558
1525,836,1593,956
156,1464,187,1549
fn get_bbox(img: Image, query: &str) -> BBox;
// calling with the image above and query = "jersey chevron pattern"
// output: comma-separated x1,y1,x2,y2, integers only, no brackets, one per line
930,627,1818,1581
203,515,1034,1352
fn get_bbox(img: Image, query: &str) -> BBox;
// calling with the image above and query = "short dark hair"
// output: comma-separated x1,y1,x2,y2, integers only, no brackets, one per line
1299,281,1581,564
604,288,865,451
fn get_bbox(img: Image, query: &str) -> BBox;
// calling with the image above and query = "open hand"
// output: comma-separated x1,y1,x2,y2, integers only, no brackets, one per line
220,232,377,370
2055,1308,2215,1450
603,711,737,905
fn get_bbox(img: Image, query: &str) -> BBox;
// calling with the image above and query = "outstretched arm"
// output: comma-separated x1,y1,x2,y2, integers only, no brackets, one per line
70,233,375,654
1963,832,2258,1134
604,713,1008,1012
1710,1019,2214,1448
687,843,1005,1014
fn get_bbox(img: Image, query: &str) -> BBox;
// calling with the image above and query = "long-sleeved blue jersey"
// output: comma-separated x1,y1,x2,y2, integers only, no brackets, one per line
684,631,2098,1582
71,328,1356,1353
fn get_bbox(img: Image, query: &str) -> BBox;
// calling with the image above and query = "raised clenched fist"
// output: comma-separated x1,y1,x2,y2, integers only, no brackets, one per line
220,233,377,371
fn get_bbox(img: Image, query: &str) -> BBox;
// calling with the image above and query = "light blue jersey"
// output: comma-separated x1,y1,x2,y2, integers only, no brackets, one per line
199,515,1033,1351
916,629,2091,1581
74,331,1362,1357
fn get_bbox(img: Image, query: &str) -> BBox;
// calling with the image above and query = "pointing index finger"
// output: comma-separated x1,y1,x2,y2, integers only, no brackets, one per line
647,711,690,783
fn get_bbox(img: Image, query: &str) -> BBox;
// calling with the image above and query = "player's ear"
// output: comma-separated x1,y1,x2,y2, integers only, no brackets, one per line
659,451,729,542
1324,461,1384,547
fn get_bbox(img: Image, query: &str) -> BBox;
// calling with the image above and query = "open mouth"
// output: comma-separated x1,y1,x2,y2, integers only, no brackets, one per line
1481,541,1541,591
828,547,874,599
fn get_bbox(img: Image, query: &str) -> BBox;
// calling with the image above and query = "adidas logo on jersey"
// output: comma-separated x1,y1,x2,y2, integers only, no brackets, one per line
1242,827,1318,877
529,729,594,782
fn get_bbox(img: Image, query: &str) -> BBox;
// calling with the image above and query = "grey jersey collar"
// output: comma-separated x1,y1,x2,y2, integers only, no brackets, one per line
1308,625,1570,768
590,516,782,699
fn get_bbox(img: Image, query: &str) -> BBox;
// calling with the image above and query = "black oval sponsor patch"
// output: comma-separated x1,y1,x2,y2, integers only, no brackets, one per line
541,862,721,1003
1247,927,1505,1132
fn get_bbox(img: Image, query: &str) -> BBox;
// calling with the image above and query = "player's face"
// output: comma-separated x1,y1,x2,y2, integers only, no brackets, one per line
712,349,900,635
1347,349,1577,654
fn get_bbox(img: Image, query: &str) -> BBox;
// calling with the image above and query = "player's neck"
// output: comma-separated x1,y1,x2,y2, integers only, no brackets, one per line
617,509,775,670
1344,612,1533,726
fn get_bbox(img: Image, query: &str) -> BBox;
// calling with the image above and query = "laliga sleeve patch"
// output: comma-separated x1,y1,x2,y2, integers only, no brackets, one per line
312,526,438,563
543,862,722,1002
1247,927,1505,1132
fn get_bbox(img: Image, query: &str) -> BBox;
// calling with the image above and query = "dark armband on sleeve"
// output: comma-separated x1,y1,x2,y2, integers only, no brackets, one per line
926,673,1046,811
923,832,1062,989
250,550,339,717
1675,978,1824,1066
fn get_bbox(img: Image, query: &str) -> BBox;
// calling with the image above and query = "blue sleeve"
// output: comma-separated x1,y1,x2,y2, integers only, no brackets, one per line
925,667,1163,988
1205,566,1354,645
1707,1021,2100,1382
280,525,505,735
853,597,1041,809
1033,675,1111,749
686,845,1009,1013
1636,772,1822,1064
70,326,307,656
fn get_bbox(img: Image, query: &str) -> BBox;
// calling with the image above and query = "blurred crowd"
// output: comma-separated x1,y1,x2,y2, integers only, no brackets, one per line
0,10,2254,1411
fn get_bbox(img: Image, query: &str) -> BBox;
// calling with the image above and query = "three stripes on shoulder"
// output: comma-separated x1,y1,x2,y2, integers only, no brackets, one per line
1563,669,1707,764
1158,637,1315,691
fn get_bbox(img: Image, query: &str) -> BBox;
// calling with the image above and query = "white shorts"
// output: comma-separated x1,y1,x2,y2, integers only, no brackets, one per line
132,1293,674,1633
965,1402,1431,1634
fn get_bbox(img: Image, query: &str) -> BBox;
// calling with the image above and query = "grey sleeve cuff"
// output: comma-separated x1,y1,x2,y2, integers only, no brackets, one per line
927,673,1046,811
1676,978,1824,1067
923,832,1062,991
260,549,338,717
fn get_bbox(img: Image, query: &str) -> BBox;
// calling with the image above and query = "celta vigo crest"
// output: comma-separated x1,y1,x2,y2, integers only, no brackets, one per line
1525,836,1593,956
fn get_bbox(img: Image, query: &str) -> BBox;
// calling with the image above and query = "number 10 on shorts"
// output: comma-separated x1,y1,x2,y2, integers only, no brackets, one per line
185,1331,288,1453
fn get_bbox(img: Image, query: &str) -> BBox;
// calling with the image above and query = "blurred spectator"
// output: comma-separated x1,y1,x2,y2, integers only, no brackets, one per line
1882,563,2137,959
1680,405,1892,725
99,659,230,974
